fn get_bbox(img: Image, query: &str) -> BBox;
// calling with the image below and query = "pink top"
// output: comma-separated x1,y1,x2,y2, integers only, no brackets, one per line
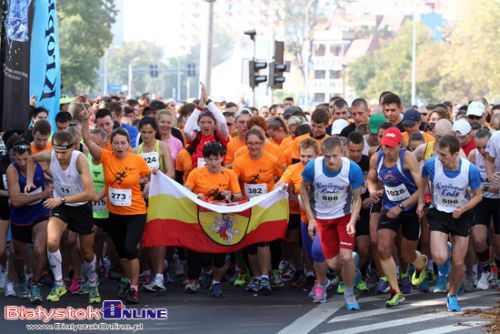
162,135,184,162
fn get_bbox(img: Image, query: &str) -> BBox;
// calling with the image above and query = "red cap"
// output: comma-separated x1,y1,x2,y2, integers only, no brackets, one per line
380,127,402,147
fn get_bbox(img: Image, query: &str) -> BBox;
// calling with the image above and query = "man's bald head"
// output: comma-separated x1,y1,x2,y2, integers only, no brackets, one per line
433,119,453,137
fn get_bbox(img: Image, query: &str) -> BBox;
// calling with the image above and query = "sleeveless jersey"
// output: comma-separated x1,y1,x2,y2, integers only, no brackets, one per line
474,150,499,199
88,155,109,219
10,162,48,225
430,158,470,213
50,150,86,207
137,139,164,171
312,157,352,219
377,148,417,210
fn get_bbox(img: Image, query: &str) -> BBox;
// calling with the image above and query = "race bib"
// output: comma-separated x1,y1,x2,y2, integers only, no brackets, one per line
315,192,345,206
55,183,78,197
244,183,267,198
384,184,410,202
2,174,7,190
26,187,42,205
141,151,160,170
197,157,206,168
109,187,132,207
93,198,107,212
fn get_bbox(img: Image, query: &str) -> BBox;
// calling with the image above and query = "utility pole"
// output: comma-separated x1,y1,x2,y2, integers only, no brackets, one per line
127,63,133,98
411,3,417,106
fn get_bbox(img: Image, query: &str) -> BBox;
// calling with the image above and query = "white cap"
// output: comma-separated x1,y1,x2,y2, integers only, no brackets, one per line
452,118,471,136
466,101,485,117
331,119,349,135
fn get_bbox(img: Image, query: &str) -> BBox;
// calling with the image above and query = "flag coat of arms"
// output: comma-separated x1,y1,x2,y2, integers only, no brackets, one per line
143,172,289,253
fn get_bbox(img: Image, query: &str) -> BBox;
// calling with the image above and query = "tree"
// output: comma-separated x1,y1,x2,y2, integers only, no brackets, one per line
58,0,116,95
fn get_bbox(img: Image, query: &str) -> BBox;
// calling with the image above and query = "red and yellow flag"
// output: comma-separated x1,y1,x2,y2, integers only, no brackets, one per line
143,172,289,253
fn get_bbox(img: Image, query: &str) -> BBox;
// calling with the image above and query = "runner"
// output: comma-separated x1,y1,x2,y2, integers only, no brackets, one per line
184,142,242,297
366,127,428,307
468,128,498,290
380,93,405,132
7,139,51,303
300,136,364,310
25,131,99,303
225,109,251,167
233,128,282,295
158,109,184,164
290,108,330,163
417,135,482,311
80,108,152,305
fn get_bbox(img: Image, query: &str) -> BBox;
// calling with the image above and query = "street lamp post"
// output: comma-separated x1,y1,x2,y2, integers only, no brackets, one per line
411,4,417,106
205,0,215,93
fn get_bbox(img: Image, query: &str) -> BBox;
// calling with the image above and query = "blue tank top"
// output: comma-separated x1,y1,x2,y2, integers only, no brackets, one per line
376,148,417,210
10,162,49,226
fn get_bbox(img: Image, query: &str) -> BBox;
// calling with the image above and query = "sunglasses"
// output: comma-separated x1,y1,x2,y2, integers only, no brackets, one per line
420,113,428,116
468,115,482,120
13,144,30,154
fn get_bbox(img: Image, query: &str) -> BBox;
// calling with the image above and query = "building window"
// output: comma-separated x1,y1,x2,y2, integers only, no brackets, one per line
330,45,341,56
314,93,326,103
314,44,326,56
329,70,342,79
314,70,326,79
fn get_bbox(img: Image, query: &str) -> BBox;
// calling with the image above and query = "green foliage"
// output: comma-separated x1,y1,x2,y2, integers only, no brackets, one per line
58,0,116,95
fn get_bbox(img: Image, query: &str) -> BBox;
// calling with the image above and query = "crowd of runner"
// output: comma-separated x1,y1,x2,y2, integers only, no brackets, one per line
0,84,498,312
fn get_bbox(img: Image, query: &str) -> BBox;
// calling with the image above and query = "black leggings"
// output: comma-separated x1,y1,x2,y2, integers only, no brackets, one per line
187,251,226,280
108,213,146,260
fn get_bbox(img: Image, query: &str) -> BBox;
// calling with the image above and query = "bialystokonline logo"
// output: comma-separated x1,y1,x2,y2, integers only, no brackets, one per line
4,300,168,323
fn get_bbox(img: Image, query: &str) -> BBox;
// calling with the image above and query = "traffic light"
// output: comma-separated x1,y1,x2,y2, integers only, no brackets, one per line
270,41,286,89
150,64,159,77
187,63,197,77
249,60,267,89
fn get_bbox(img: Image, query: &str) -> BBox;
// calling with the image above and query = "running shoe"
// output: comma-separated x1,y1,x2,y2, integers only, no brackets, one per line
5,281,16,297
336,281,345,294
411,255,428,286
18,278,31,299
292,271,306,287
259,277,272,295
303,275,315,292
125,287,139,304
46,285,67,302
281,267,295,282
118,279,129,299
200,271,212,289
476,272,491,290
312,284,326,303
271,269,284,287
434,275,448,293
68,277,82,294
30,283,43,304
418,277,430,293
144,276,166,292
88,285,101,304
356,279,369,292
309,282,317,298
246,277,261,293
212,282,223,298
234,270,250,287
447,294,461,312
344,291,360,311
139,271,151,285
0,269,7,289
385,290,405,307
79,281,90,295
184,279,200,293
400,272,412,294
377,276,390,294
463,275,475,292
426,269,436,284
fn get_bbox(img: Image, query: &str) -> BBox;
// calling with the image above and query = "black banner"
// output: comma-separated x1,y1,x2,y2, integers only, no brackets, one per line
0,0,34,131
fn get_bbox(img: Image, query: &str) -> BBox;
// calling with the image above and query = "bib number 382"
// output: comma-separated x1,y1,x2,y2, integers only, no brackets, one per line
109,187,132,207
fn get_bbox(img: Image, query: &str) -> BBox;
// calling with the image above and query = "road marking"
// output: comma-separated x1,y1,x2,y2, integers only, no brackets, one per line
328,290,491,323
321,307,491,334
406,321,488,334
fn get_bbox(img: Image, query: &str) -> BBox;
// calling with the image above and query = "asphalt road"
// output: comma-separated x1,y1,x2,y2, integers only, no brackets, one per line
0,278,498,334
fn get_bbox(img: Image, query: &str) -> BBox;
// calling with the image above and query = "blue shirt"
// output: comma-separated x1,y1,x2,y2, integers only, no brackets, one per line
122,123,139,148
422,157,482,191
302,158,364,190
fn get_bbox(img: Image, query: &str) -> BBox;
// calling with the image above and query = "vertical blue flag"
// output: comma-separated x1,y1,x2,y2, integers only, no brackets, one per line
29,0,60,132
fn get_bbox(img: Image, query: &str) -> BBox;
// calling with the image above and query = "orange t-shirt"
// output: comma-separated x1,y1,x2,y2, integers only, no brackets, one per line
31,142,52,154
100,149,151,215
234,142,286,168
225,136,246,165
279,162,306,215
290,133,329,161
402,131,434,147
233,151,283,199
175,149,193,184
185,166,241,203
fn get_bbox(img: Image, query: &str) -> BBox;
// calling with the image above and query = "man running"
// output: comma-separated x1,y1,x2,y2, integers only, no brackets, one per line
300,136,363,310
417,135,482,311
26,131,100,303
366,127,428,307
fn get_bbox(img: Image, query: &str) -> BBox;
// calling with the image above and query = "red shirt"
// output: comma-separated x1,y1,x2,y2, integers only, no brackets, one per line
461,137,476,156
